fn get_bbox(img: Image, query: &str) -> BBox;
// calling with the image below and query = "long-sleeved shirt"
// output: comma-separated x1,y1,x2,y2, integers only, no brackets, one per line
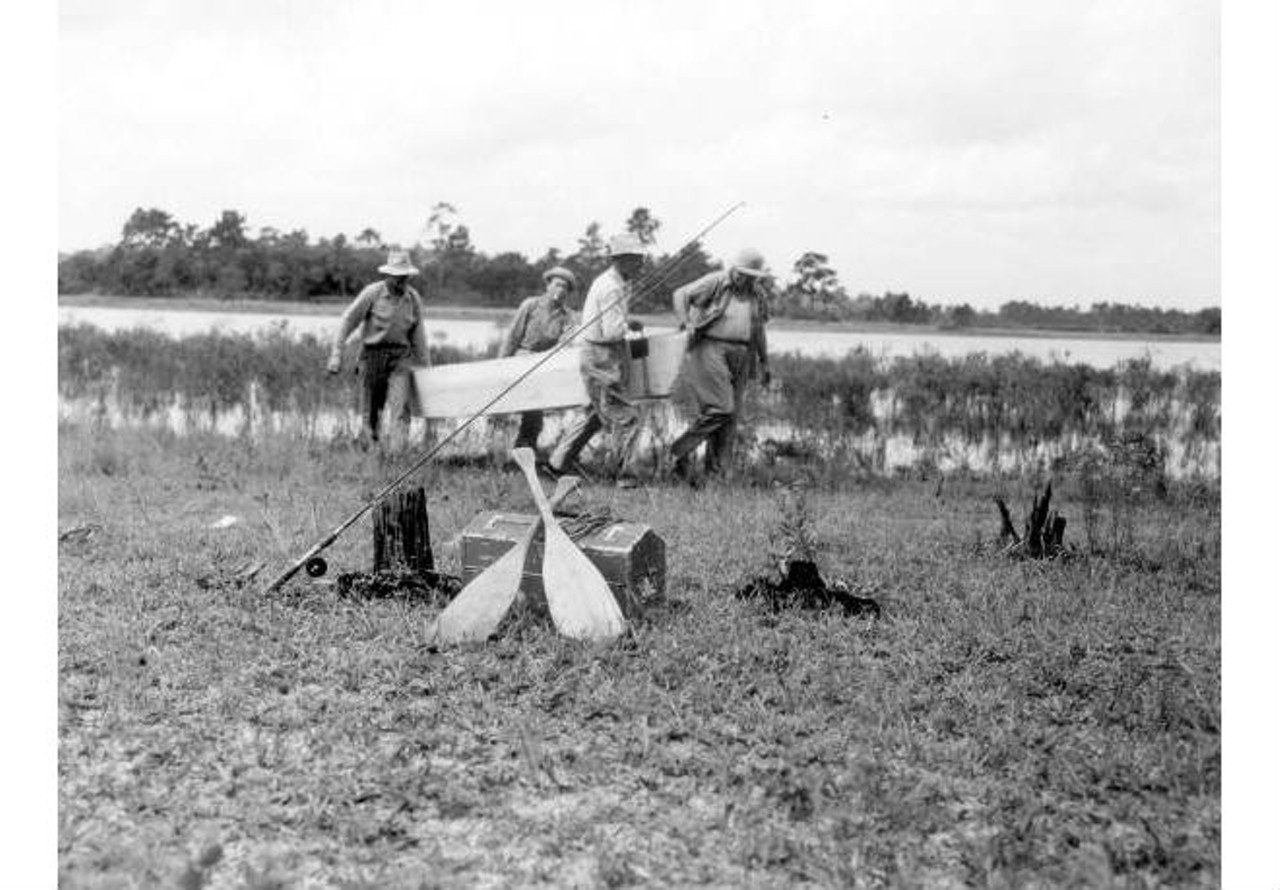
673,269,770,369
499,294,576,357
577,266,631,345
330,281,431,366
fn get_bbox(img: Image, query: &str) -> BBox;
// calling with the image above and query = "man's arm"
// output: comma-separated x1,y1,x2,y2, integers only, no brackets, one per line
328,286,375,370
557,309,582,343
672,272,722,330
499,299,532,358
752,319,770,384
752,284,770,383
409,291,432,368
594,279,630,342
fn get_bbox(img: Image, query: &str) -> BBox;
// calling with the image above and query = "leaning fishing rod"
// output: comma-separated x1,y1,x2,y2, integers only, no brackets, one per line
261,201,745,593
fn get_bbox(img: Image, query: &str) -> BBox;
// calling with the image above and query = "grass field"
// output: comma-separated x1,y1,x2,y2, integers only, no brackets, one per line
56,421,1220,889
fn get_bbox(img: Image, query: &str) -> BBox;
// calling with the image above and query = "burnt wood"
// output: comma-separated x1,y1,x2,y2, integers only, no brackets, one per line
372,486,434,575
996,481,1069,559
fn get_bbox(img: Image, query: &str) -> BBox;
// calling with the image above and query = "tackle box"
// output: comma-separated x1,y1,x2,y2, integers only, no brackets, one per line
458,511,665,619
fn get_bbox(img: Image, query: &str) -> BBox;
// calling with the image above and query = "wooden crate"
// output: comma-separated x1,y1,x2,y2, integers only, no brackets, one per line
458,510,666,619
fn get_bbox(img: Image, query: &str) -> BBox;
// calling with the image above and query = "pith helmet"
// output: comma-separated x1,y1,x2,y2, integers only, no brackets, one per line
542,266,579,291
378,249,419,277
607,233,647,258
731,247,769,278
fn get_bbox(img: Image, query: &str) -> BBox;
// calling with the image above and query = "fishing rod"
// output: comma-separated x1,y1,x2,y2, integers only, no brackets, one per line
262,201,745,593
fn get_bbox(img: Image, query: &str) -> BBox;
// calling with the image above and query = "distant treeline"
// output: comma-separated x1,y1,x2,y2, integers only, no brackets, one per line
58,206,1220,336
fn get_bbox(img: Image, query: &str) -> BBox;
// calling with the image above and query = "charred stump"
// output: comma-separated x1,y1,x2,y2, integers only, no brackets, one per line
735,558,881,618
993,481,1069,559
372,486,435,575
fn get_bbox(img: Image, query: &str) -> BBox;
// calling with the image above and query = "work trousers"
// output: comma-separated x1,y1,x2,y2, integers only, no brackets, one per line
671,338,752,476
360,344,414,449
550,342,641,478
514,411,544,451
511,347,546,451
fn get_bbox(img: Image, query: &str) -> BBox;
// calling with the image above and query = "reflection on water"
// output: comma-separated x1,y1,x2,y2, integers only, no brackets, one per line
57,306,509,355
58,391,1219,480
58,306,1220,371
764,329,1220,371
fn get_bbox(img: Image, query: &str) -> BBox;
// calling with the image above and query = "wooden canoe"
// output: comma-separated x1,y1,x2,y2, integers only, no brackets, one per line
410,332,687,419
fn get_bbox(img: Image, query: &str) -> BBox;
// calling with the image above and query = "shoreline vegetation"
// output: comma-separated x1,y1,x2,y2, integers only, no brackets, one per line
58,293,1222,344
57,323,1221,484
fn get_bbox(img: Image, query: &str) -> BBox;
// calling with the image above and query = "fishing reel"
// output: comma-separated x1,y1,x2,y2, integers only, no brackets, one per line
304,556,328,578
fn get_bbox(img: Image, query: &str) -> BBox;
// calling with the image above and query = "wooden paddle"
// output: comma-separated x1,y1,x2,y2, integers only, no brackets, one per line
511,448,627,642
427,474,580,645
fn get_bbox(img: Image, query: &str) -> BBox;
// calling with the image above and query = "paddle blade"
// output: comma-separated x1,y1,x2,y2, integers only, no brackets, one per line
511,447,626,641
428,472,581,646
539,513,627,642
429,535,531,644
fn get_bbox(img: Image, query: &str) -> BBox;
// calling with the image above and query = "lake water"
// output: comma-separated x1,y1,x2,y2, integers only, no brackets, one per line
57,305,1220,371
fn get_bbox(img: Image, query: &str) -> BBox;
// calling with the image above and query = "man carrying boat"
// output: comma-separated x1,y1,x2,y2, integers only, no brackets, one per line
498,266,580,456
669,248,773,485
545,234,648,488
326,249,431,450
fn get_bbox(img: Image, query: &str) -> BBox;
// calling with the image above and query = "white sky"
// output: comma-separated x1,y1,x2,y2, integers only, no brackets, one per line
57,0,1221,309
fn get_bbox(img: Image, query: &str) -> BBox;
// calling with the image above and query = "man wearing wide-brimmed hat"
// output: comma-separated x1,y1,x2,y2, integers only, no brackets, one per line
546,234,648,487
668,247,773,485
327,249,431,449
499,265,581,455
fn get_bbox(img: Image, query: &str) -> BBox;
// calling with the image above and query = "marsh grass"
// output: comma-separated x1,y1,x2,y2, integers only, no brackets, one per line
58,423,1219,888
59,327,1220,483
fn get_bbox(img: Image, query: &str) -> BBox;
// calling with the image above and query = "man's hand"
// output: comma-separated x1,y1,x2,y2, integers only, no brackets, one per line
326,354,342,375
627,319,645,333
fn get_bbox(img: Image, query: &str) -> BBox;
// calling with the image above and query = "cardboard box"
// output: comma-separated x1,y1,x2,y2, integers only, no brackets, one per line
459,511,665,619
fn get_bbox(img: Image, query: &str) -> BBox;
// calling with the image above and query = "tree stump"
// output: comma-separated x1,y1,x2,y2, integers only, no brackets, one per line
993,481,1069,559
372,487,434,575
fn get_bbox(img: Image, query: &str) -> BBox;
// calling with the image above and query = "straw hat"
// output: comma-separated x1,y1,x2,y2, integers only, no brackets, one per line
607,233,647,258
731,247,770,278
378,249,419,277
542,266,579,291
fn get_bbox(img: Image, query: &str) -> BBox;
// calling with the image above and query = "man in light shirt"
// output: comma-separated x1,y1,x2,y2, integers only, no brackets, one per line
498,266,580,456
546,234,648,487
326,249,431,450
669,248,772,485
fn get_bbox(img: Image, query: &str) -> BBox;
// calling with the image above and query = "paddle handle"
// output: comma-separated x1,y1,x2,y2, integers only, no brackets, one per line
512,449,558,526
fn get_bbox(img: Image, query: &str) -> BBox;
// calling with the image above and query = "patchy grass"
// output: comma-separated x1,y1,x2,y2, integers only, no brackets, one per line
58,424,1219,889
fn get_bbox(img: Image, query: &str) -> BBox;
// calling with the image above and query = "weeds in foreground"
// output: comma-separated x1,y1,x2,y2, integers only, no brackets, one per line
58,424,1220,889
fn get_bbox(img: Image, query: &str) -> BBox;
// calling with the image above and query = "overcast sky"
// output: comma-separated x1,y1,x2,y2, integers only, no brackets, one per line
58,0,1220,309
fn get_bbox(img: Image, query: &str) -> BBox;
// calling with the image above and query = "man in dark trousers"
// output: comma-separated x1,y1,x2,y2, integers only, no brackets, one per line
498,266,580,456
327,249,431,450
669,248,772,485
546,234,648,487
